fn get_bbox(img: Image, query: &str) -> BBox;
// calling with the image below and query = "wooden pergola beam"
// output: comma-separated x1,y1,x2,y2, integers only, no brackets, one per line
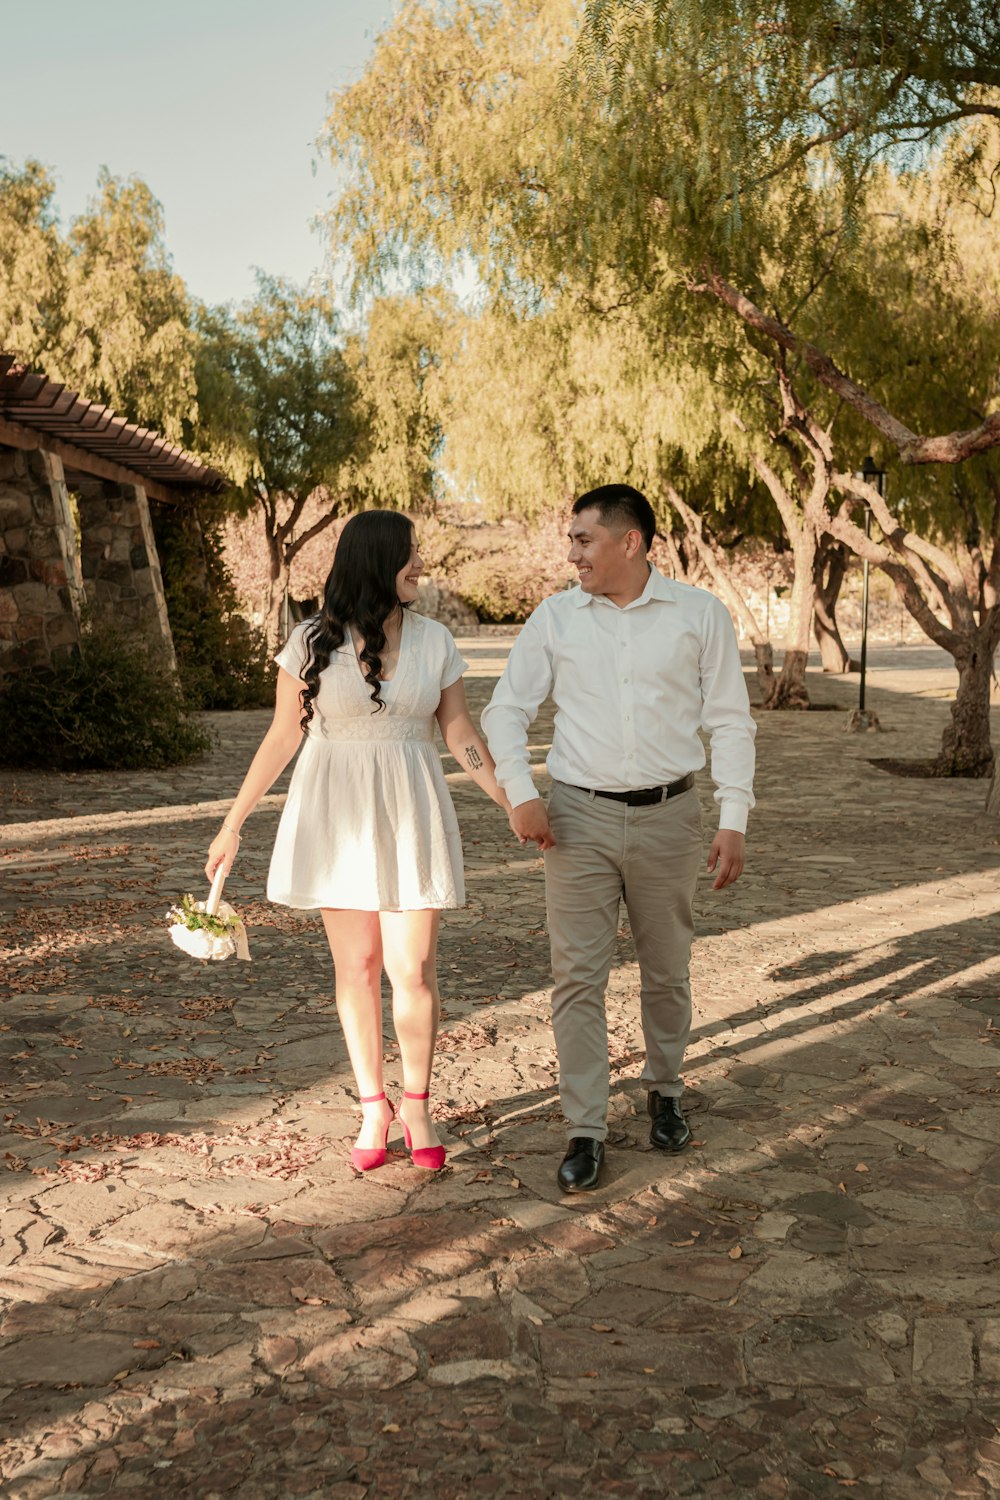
0,415,210,504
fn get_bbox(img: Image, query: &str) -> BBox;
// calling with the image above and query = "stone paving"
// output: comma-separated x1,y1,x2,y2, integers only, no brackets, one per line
1,641,999,1499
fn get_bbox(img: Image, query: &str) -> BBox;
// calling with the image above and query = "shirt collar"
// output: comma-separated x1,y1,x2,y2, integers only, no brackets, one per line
570,564,677,609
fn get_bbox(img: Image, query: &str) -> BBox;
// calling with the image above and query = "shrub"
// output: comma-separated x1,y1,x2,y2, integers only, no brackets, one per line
151,502,273,710
0,621,213,770
452,557,548,623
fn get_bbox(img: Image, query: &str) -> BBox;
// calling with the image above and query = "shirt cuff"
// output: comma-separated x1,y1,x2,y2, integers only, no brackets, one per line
505,772,542,810
718,800,749,835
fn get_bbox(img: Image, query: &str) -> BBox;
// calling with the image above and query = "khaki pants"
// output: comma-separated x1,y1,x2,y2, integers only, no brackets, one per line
543,781,702,1141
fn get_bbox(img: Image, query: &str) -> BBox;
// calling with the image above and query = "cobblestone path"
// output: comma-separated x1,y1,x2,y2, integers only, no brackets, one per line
1,643,999,1498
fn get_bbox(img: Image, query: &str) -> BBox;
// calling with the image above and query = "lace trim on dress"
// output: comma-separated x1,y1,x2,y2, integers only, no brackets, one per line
310,715,435,743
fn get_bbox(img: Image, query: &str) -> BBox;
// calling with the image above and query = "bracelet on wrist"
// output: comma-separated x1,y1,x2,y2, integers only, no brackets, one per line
223,822,242,841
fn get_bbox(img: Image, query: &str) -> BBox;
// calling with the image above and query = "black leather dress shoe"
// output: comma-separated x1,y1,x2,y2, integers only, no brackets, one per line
648,1092,691,1152
557,1137,605,1192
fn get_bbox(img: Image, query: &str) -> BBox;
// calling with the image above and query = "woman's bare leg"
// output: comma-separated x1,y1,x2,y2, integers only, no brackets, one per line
321,909,392,1151
380,909,443,1152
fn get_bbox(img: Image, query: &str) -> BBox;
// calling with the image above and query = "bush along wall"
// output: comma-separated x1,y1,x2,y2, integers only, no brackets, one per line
0,617,213,770
150,501,273,711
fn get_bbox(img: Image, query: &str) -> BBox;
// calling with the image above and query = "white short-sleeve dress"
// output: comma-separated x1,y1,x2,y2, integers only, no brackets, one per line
266,611,467,911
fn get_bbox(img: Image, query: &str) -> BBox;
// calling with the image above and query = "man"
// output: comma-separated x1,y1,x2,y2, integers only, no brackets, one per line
482,485,756,1192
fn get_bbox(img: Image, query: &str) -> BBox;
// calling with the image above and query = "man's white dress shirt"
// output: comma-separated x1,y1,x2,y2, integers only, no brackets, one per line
482,567,757,833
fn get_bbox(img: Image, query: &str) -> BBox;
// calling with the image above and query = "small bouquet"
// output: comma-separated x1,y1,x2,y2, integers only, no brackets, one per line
167,867,250,963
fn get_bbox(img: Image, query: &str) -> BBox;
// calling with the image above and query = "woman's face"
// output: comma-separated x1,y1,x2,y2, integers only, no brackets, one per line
395,533,424,604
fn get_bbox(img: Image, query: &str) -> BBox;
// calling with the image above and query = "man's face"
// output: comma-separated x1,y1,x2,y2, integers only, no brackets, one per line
567,507,631,595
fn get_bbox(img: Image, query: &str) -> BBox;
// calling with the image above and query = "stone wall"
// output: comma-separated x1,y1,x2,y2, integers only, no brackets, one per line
0,448,85,674
75,478,176,673
0,448,177,678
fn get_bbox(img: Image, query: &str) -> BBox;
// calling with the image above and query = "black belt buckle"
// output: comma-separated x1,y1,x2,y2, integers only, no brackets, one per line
628,785,664,807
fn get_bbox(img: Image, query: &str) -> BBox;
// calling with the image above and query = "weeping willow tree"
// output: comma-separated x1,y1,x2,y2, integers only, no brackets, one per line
572,0,1000,462
323,0,1000,770
438,295,786,696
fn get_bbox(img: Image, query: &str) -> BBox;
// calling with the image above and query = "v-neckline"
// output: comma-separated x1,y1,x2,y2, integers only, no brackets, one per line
347,611,408,691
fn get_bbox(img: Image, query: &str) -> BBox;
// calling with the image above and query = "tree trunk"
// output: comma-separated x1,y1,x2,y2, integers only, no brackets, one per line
765,537,815,709
753,640,775,705
264,532,288,647
813,537,858,673
987,764,1000,815
934,627,997,777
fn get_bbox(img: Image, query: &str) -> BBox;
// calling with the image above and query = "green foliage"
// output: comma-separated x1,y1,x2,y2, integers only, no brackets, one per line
150,502,273,711
577,0,1000,249
0,158,66,359
0,161,197,441
196,277,453,637
63,171,198,441
323,0,1000,489
452,555,552,622
167,893,244,941
0,620,212,771
195,276,354,506
414,510,572,621
341,293,448,511
439,298,760,521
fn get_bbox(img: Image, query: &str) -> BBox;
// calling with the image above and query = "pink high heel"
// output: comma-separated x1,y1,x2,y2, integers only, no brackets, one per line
400,1090,446,1171
351,1092,394,1172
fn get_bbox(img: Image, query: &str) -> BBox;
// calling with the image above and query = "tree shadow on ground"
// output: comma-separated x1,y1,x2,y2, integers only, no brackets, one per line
2,888,999,1496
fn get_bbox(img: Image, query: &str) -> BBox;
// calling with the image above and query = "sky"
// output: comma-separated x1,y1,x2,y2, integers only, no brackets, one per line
1,0,398,307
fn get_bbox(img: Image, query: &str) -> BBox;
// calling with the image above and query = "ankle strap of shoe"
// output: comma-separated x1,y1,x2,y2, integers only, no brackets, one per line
359,1092,386,1103
403,1090,430,1100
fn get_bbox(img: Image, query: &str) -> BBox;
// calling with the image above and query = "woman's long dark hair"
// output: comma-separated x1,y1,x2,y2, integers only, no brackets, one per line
299,510,414,730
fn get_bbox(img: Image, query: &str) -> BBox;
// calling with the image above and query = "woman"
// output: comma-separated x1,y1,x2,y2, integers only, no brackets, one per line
205,510,509,1172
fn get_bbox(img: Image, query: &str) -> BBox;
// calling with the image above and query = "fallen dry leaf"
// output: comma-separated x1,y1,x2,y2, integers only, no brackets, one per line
132,1339,161,1350
728,1246,743,1260
855,1163,870,1173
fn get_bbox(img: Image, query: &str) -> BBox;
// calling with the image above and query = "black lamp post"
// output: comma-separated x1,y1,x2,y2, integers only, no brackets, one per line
850,455,885,731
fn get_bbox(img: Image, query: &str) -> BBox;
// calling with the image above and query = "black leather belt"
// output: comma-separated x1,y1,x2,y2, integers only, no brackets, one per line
573,772,695,806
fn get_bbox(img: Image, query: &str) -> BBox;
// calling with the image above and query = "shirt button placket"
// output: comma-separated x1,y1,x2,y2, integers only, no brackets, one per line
621,627,635,772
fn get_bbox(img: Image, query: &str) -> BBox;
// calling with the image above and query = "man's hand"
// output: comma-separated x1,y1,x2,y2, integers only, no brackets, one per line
707,829,745,890
510,798,556,851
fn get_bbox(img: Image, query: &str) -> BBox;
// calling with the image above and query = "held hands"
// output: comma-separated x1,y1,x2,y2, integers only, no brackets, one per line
205,826,240,882
509,797,556,851
707,829,745,890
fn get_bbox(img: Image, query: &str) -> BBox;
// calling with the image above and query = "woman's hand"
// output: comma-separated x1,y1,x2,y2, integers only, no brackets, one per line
205,826,240,882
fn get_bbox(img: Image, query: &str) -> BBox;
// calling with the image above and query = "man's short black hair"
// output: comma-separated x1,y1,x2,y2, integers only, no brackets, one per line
573,484,656,552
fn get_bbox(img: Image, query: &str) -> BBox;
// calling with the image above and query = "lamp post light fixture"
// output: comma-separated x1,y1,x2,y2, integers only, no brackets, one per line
847,455,885,733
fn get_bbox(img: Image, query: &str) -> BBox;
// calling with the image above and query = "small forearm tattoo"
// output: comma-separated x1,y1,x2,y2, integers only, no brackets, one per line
464,744,484,771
